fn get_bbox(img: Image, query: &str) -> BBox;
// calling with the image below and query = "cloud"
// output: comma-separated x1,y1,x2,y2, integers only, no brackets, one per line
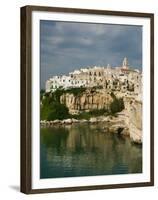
40,20,142,89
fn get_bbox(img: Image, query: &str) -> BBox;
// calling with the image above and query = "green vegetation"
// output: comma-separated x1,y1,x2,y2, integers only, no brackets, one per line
71,108,108,120
110,92,124,114
64,87,86,96
41,101,70,121
89,108,108,116
40,89,45,101
47,102,69,120
41,89,70,120
71,112,91,120
40,89,125,121
41,88,86,120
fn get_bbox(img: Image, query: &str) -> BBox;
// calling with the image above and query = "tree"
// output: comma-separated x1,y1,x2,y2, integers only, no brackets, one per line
110,97,124,114
47,102,69,120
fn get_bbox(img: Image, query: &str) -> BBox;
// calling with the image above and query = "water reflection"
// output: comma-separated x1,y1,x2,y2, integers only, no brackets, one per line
40,123,142,178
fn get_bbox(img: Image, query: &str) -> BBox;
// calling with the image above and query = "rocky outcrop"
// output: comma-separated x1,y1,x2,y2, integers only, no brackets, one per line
123,97,142,143
60,89,113,114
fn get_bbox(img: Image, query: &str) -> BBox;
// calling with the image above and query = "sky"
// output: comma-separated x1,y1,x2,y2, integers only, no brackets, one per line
40,20,142,89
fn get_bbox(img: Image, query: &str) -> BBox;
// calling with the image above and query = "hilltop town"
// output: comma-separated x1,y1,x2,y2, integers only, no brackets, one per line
45,57,142,100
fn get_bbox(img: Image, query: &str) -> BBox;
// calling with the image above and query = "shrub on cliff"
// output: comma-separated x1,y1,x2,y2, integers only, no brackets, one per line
41,101,70,120
47,102,70,120
65,87,86,96
110,97,124,114
40,89,45,101
41,89,70,120
89,108,108,116
70,108,108,120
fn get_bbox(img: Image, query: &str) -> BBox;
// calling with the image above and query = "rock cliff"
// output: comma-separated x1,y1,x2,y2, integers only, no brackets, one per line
60,89,113,114
123,97,142,143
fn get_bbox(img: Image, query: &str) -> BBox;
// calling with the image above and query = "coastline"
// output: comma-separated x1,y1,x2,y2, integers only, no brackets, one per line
40,115,122,126
40,113,142,144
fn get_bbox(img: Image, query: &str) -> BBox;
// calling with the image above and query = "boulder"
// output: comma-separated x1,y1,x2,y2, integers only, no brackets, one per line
62,119,72,124
53,119,60,124
89,117,98,123
71,118,79,123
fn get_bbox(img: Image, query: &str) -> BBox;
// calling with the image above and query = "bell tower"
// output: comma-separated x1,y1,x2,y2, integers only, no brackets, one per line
122,57,129,69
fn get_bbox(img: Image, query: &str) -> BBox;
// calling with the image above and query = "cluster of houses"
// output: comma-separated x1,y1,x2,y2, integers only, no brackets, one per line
45,57,142,96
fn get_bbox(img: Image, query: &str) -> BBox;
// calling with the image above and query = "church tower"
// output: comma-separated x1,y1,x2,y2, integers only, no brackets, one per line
122,57,129,69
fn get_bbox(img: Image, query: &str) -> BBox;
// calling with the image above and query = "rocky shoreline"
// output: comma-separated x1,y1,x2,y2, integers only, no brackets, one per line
40,116,128,136
40,112,142,144
40,115,120,126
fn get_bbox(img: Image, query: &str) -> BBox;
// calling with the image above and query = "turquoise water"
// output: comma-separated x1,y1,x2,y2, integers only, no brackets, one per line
40,123,142,179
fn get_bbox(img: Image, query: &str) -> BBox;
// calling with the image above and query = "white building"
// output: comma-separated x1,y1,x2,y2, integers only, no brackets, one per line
45,57,142,94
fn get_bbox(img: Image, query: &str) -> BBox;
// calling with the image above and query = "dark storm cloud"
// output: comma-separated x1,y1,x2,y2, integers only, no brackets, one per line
40,20,142,89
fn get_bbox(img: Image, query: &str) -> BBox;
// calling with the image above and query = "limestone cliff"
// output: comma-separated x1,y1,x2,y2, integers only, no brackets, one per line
124,97,142,143
60,89,113,114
